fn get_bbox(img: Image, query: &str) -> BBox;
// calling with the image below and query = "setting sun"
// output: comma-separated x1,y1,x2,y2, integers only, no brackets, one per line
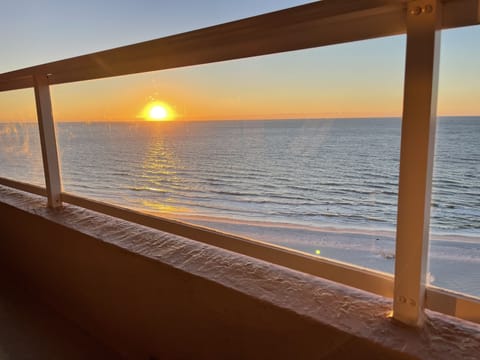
141,101,174,121
149,105,168,120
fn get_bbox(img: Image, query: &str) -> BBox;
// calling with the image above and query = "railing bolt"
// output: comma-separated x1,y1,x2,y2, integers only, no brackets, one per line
423,4,433,13
410,4,433,16
410,6,422,15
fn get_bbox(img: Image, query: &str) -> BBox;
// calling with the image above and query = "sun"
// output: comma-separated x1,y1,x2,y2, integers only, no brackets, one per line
141,101,174,121
149,105,168,120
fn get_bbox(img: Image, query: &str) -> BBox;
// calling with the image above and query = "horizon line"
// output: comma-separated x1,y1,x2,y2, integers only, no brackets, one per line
1,114,480,124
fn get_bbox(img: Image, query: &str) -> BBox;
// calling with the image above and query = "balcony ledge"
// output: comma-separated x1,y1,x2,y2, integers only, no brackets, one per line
0,185,479,359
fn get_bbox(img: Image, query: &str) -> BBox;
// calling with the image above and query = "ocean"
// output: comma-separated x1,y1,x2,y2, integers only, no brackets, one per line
1,117,479,296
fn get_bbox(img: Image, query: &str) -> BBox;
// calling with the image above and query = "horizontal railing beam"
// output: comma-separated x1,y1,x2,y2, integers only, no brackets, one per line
426,286,480,323
0,76,33,92
0,0,405,91
0,0,477,92
0,177,47,197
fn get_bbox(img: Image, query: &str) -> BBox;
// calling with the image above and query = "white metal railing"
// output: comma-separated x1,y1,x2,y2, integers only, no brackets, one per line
394,0,442,326
0,0,479,326
34,74,62,208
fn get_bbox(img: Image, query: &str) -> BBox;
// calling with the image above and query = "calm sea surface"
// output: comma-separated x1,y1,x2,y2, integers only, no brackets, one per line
1,117,479,237
1,117,479,296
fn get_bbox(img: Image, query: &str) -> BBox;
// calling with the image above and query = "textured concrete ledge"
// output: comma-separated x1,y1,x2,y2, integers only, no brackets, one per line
0,185,479,359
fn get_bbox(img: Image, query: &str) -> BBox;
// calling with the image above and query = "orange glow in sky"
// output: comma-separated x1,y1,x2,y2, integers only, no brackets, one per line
140,101,175,121
1,28,480,123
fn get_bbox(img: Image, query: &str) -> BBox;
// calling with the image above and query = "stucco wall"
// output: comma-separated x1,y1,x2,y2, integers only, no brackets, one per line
0,186,478,359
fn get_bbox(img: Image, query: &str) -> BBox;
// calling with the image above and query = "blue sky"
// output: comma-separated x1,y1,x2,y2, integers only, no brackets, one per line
0,0,314,71
0,0,479,120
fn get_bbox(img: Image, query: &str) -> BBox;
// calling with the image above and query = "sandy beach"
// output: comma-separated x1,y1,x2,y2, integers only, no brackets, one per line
158,211,480,298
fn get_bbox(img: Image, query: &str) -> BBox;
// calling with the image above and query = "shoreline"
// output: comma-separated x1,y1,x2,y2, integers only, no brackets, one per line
133,207,479,244
133,207,480,297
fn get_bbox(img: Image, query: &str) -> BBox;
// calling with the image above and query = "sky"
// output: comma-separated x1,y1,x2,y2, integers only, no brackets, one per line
0,0,479,122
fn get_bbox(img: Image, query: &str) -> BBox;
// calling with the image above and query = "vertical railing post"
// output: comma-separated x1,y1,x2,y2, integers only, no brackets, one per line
34,74,62,208
393,0,441,326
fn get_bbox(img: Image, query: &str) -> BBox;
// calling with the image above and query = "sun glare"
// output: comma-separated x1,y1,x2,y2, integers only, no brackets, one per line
150,105,168,120
141,101,174,121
